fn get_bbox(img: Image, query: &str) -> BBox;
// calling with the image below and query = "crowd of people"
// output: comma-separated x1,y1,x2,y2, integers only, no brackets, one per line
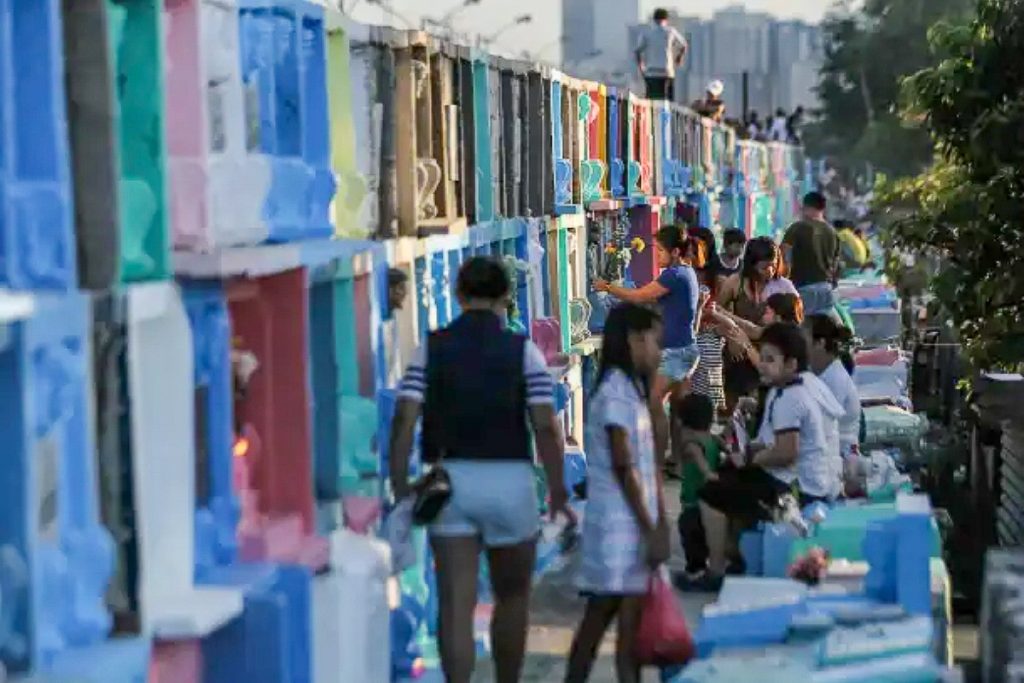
743,106,805,144
382,11,859,683
384,187,868,682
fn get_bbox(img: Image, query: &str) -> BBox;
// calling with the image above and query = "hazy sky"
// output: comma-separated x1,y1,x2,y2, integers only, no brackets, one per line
348,1,831,58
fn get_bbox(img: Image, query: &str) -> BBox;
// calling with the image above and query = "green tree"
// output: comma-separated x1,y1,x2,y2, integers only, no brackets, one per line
877,0,1024,370
804,0,973,179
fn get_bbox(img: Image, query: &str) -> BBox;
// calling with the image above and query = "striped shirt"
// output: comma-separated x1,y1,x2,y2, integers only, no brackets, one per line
692,331,726,410
397,339,555,407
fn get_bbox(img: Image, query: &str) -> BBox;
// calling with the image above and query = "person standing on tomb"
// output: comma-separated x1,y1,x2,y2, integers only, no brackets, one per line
635,8,687,102
388,256,575,683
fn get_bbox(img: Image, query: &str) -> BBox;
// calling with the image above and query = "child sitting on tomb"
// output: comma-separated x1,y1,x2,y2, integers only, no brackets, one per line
671,393,728,591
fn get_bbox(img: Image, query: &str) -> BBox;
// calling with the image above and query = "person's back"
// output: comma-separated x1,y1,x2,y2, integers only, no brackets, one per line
769,112,788,142
800,371,846,500
422,311,529,462
783,192,840,317
784,218,839,288
390,256,571,683
637,21,687,79
679,434,721,509
821,359,860,451
657,263,699,349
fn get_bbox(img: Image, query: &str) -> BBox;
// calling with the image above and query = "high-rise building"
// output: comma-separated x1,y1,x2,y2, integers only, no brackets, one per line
772,20,824,112
562,0,595,64
562,0,640,83
710,5,773,77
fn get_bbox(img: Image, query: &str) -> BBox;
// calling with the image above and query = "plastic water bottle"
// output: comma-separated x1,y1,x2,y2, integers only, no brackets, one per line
776,494,810,537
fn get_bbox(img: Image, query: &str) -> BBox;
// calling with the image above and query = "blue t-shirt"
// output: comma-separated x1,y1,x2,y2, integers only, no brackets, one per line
656,265,699,348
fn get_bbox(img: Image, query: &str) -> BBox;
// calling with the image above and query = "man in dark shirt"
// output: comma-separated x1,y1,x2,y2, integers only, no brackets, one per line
782,192,840,316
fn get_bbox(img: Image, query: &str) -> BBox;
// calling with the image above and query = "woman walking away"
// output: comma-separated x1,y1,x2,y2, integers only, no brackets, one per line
594,226,705,459
566,304,670,683
388,257,574,683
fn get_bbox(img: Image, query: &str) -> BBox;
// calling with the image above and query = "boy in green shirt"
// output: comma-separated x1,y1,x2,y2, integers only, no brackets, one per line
671,393,725,588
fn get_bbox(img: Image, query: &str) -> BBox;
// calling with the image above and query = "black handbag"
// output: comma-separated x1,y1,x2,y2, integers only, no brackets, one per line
411,463,452,526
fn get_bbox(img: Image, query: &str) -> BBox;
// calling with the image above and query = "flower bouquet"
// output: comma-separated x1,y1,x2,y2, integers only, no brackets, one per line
602,237,646,283
787,547,830,586
502,256,530,333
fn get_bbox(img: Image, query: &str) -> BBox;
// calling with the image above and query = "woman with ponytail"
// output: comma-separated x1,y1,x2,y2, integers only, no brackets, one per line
595,225,706,461
808,314,860,460
595,226,705,399
717,237,799,410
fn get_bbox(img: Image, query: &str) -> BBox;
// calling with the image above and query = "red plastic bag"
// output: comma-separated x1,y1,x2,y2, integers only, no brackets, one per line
634,571,695,667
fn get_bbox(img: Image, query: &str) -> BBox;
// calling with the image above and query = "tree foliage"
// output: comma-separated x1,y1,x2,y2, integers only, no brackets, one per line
877,0,1024,370
804,0,973,179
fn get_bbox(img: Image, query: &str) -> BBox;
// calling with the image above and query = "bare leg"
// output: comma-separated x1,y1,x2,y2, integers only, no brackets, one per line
614,596,645,683
651,374,681,469
431,535,481,683
487,540,537,683
565,597,620,683
700,501,730,576
726,516,747,568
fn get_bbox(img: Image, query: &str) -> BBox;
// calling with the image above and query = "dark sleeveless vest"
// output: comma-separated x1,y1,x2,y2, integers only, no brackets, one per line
421,310,531,463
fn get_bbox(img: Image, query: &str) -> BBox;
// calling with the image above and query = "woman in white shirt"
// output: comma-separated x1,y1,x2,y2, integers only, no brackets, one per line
808,314,861,469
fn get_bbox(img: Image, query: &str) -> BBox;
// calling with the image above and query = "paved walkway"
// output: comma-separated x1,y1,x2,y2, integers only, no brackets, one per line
474,482,715,682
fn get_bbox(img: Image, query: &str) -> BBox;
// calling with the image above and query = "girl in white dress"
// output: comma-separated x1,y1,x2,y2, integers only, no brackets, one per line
566,303,669,683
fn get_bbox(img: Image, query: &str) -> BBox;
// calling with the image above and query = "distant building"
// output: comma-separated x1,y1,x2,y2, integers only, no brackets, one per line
771,19,824,112
616,6,824,115
562,0,641,84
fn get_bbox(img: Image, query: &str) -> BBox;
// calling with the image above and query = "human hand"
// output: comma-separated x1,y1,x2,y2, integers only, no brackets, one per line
719,322,745,343
746,442,769,467
736,396,759,415
391,482,413,502
644,521,671,569
593,278,610,293
549,486,578,526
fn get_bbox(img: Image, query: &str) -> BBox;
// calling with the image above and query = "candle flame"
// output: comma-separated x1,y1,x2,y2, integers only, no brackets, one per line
233,437,250,458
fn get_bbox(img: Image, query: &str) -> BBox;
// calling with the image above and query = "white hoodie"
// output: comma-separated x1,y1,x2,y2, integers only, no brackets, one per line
801,371,846,499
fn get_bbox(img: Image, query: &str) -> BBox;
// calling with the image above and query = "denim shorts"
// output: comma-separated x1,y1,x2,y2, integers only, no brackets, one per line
659,344,701,382
798,283,837,317
429,459,540,548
